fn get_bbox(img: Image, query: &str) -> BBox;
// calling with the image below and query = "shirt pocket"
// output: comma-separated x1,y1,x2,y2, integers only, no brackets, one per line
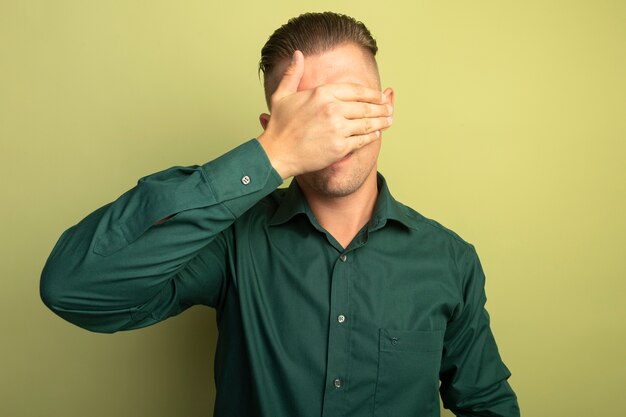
373,328,444,417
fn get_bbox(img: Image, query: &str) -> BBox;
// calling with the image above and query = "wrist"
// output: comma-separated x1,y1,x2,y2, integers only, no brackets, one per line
257,133,292,180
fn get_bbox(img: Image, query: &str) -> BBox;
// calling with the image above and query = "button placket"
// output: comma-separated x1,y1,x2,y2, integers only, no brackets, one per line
321,249,352,416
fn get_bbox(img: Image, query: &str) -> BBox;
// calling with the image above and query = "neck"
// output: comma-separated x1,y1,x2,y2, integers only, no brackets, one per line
297,170,379,249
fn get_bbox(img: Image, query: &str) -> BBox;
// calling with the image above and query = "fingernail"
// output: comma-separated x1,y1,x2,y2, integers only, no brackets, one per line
387,116,393,125
386,104,393,114
381,93,386,102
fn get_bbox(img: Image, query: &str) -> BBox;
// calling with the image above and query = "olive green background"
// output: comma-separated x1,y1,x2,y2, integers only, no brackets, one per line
1,1,624,416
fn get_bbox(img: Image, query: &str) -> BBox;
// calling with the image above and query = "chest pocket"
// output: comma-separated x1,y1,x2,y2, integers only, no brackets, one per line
373,328,444,417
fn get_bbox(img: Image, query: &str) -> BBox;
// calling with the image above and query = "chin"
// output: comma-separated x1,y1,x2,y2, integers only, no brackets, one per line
298,165,375,198
315,182,361,198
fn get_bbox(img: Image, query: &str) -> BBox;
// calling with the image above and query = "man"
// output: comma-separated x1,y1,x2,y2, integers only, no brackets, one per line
41,12,520,417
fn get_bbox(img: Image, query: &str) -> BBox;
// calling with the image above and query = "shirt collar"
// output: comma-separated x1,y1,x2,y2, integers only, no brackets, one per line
268,178,310,226
269,173,420,231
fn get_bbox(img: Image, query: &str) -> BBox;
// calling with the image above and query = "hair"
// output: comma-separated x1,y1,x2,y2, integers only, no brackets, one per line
259,12,379,106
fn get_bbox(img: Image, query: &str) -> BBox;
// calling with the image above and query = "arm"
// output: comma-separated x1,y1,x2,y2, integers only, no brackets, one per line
439,247,520,417
40,140,281,333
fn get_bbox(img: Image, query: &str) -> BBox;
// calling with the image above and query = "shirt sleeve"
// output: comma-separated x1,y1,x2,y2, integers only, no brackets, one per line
40,139,282,333
439,246,520,417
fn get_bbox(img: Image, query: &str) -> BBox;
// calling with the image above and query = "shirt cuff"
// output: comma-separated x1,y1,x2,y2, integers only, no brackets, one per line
201,138,283,217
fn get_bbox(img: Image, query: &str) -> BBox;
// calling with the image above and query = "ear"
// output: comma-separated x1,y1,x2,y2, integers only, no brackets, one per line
259,113,270,130
383,87,395,108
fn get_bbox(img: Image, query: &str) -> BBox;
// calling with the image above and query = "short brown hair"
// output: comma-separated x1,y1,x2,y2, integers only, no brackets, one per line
259,12,379,105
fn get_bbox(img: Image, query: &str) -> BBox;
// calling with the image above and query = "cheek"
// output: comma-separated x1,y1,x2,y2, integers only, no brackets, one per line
360,140,381,164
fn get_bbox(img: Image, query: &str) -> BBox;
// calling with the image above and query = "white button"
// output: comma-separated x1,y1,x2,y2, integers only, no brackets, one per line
337,314,346,323
241,175,251,185
340,254,347,262
333,378,342,389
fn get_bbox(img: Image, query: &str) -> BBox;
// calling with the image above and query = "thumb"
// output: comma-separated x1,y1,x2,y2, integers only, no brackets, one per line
273,50,304,101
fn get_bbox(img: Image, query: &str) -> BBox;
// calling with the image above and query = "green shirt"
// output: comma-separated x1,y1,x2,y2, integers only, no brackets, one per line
41,139,519,417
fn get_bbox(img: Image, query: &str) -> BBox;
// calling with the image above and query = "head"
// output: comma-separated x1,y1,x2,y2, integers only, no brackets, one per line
260,12,379,106
259,12,394,197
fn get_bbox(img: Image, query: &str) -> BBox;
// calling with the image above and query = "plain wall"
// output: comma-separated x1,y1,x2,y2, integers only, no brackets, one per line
1,1,625,416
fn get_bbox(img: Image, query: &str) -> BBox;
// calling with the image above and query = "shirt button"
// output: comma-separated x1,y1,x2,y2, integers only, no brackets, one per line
337,314,346,323
241,175,251,185
333,378,342,389
391,337,399,346
340,254,347,262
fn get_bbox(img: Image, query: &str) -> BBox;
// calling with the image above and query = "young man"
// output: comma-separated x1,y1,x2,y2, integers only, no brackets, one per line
41,12,520,417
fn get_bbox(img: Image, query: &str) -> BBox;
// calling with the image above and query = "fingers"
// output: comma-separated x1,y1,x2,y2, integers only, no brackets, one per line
340,101,393,119
346,130,382,150
344,115,393,137
326,83,387,104
273,50,305,101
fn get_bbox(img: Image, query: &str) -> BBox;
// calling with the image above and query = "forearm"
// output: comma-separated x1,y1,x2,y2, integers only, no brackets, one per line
40,139,282,332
